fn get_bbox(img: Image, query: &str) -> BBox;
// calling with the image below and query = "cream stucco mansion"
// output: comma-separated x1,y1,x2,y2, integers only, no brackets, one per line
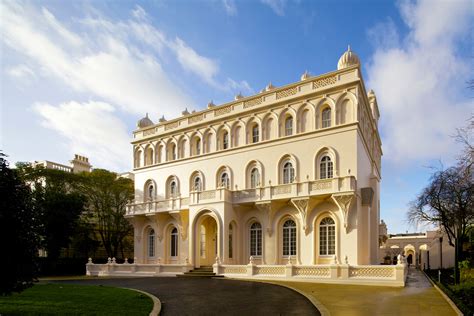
87,48,406,286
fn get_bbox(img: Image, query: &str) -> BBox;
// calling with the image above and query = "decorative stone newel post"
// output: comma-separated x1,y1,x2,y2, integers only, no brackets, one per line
124,258,129,264
107,257,112,264
112,257,117,264
213,256,221,274
155,257,162,275
131,257,137,273
182,258,192,273
86,258,93,276
340,255,350,279
330,255,339,279
247,256,256,276
397,254,403,265
285,256,293,277
87,258,93,264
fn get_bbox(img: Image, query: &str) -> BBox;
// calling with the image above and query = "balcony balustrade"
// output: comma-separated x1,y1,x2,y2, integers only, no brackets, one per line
126,176,356,216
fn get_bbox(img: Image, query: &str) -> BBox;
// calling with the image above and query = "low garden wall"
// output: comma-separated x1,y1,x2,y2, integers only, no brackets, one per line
86,256,408,286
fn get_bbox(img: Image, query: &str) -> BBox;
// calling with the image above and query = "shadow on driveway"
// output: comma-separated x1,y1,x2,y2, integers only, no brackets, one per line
51,277,320,316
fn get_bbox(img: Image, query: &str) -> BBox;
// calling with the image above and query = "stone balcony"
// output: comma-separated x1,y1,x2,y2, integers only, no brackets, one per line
126,176,356,216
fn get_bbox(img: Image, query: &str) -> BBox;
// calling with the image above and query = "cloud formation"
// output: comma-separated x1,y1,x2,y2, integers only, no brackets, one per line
33,101,131,171
261,0,286,16
222,0,237,16
366,0,472,163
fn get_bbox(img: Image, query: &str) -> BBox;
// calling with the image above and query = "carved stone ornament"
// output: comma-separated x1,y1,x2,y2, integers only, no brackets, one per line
255,202,275,237
331,193,354,232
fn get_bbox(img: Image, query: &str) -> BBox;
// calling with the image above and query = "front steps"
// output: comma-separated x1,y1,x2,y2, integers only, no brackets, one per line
177,266,224,278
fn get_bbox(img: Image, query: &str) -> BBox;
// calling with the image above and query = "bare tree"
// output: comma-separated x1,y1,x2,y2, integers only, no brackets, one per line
408,162,473,283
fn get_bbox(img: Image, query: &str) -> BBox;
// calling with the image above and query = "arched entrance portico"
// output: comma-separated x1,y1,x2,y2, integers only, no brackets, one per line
193,211,220,267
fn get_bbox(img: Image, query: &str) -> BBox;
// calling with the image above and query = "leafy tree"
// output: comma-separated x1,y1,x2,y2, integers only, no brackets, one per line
16,163,86,261
75,169,134,258
0,153,40,295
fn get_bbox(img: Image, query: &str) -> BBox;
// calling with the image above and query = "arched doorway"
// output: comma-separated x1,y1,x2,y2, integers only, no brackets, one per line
195,213,218,267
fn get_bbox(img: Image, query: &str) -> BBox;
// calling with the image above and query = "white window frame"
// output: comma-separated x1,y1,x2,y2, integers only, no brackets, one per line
320,156,333,179
171,227,178,257
283,162,295,184
283,220,296,256
322,108,331,128
148,229,155,258
285,116,293,136
250,222,262,257
319,217,335,256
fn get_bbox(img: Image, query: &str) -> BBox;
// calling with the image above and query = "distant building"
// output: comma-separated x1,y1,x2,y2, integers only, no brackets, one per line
33,154,92,173
379,224,454,269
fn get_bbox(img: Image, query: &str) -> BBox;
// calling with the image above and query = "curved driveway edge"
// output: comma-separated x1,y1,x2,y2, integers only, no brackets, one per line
239,279,330,316
52,277,320,315
122,287,162,316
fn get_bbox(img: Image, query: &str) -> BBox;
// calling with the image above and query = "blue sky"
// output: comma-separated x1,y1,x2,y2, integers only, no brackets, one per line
1,0,472,233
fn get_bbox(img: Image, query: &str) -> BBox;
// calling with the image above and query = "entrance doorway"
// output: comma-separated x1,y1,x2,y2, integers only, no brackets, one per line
196,214,218,266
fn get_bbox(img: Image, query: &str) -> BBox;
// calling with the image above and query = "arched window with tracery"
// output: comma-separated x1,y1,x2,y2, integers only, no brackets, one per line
285,116,293,136
283,219,296,256
319,217,335,256
322,108,331,128
283,162,295,184
171,227,178,257
250,222,262,256
250,168,260,188
220,172,230,189
320,156,333,179
148,229,155,257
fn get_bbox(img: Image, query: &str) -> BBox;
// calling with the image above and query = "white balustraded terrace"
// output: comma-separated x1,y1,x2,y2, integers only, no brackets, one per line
126,176,356,216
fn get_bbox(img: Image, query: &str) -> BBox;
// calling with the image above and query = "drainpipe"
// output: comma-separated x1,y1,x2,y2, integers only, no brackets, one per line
439,237,443,269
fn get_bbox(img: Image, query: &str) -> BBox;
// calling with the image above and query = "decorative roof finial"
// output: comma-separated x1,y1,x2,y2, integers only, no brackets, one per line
234,92,244,100
300,70,311,81
348,44,351,51
207,100,215,108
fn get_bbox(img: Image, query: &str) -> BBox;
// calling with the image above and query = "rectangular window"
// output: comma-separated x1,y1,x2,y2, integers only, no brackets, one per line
148,236,155,257
319,226,327,255
252,126,259,143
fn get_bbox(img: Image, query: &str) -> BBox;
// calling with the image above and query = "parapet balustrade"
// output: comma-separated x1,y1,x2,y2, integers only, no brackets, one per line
126,176,356,215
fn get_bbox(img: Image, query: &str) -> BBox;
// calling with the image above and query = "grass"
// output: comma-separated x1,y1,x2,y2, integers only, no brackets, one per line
0,283,153,315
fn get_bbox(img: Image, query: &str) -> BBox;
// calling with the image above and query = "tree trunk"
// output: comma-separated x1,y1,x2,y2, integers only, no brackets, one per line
454,237,460,284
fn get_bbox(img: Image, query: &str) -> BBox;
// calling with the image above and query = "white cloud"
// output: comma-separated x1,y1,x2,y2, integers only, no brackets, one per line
222,0,237,16
131,5,148,21
170,37,219,86
6,64,35,79
33,101,131,171
261,0,286,16
1,2,250,117
366,0,473,163
41,7,82,47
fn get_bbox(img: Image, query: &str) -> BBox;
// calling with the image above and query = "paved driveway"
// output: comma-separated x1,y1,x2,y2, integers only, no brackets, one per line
52,277,319,316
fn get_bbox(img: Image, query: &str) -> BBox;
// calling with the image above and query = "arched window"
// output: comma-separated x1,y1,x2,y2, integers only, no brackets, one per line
283,220,296,256
250,222,262,256
283,162,295,184
170,180,177,197
148,229,155,257
322,108,331,128
223,131,229,149
229,224,233,259
319,217,335,255
194,176,202,192
250,168,260,188
171,227,178,257
147,184,154,201
134,150,142,168
320,156,333,179
196,138,201,155
285,116,293,136
220,172,230,189
252,124,259,143
200,225,206,258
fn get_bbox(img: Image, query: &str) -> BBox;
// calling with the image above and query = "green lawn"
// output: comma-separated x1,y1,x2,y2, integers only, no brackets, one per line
0,283,153,315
